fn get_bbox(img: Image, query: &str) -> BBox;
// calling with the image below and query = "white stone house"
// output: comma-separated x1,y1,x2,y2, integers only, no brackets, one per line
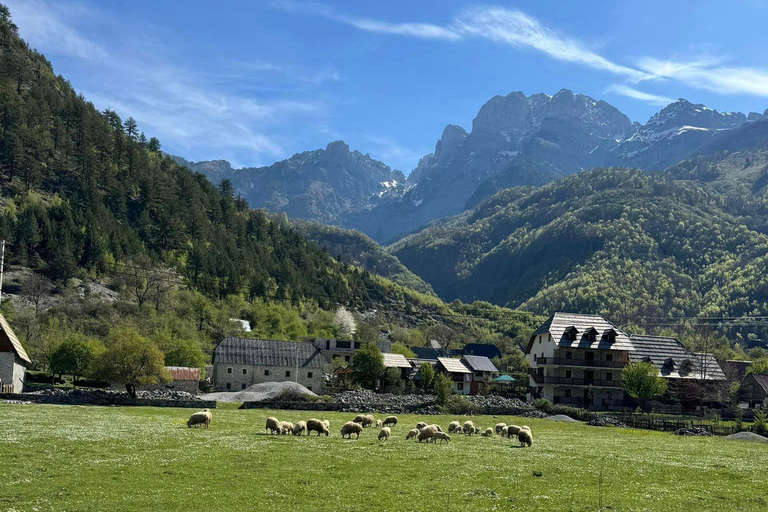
0,313,30,393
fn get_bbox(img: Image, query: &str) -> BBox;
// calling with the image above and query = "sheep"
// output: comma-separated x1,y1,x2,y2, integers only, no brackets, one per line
406,428,420,440
340,421,363,439
383,416,398,427
429,424,443,433
322,420,330,430
279,421,294,435
292,420,307,436
448,421,461,434
378,427,391,441
362,414,375,428
518,428,533,447
500,426,508,437
187,409,211,428
495,423,507,435
481,427,493,437
433,432,451,444
417,425,437,443
415,421,428,430
353,414,366,424
463,421,475,435
266,416,281,434
506,425,522,438
520,425,531,432
306,418,329,437
474,426,481,435
376,420,382,428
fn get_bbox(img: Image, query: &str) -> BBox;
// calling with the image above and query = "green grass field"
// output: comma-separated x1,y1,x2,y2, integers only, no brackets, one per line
1,403,766,511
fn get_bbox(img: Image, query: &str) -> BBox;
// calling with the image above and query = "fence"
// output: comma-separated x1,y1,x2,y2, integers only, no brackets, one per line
0,384,13,393
610,413,757,436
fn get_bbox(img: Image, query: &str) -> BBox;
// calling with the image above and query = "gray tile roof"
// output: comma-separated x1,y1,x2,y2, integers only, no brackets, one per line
530,312,633,352
214,337,325,368
462,355,498,373
437,357,471,374
750,374,768,394
629,335,726,380
382,352,413,368
407,358,438,380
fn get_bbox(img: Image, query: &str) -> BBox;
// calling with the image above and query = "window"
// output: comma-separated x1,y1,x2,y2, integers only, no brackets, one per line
606,353,613,362
344,356,350,363
226,383,231,390
457,383,464,391
538,336,542,344
241,383,246,390
227,367,232,374
337,341,351,349
264,369,270,376
242,368,247,375
285,371,291,377
565,370,572,379
566,351,572,359
606,372,613,381
587,331,596,342
307,372,313,379
533,354,537,362
475,372,482,378
564,389,572,398
307,386,312,391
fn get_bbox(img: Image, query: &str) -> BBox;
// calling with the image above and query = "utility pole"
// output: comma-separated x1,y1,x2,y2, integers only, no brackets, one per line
295,343,299,384
0,240,6,306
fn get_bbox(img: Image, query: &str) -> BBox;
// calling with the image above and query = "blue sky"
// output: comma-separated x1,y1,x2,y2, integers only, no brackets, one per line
9,0,768,172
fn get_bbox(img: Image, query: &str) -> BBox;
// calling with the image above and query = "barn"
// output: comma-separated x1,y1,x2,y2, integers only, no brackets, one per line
0,313,30,393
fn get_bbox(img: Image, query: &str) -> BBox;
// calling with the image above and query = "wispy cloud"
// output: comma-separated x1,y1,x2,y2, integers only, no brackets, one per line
362,135,429,172
637,57,768,97
604,84,674,106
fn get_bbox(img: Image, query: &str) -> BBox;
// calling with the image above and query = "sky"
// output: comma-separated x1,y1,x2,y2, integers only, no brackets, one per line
9,0,768,172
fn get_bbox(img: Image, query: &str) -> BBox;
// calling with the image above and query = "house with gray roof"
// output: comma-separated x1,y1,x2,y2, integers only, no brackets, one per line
629,335,726,381
461,355,499,394
212,337,325,393
436,356,473,395
0,313,30,393
741,373,768,408
526,313,631,409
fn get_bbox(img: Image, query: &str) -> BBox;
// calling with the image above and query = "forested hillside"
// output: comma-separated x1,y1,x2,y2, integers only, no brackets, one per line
390,164,768,345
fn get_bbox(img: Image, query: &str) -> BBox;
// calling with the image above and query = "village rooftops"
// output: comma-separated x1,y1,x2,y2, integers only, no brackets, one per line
528,312,633,352
462,355,499,373
165,366,201,381
214,337,325,368
0,313,30,363
381,352,412,369
629,335,726,380
748,373,768,394
437,357,471,374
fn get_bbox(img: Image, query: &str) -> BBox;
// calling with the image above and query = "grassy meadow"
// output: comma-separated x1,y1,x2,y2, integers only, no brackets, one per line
0,402,766,511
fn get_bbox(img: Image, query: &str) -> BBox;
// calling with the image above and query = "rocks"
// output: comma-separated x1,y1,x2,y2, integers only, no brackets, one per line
674,426,714,437
725,432,768,443
586,416,627,428
544,414,580,423
201,382,317,403
11,388,209,408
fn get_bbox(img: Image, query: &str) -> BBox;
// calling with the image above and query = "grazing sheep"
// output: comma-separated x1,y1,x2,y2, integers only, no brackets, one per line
187,409,211,428
506,425,522,438
266,416,281,434
463,421,475,435
362,415,375,428
378,427,391,441
306,418,329,437
322,420,330,429
448,421,461,434
495,423,507,435
406,428,419,440
434,432,452,444
418,425,437,443
353,414,366,424
429,424,443,433
500,426,508,437
416,422,428,430
433,432,451,444
279,421,294,435
383,416,398,427
520,425,531,432
340,421,363,439
376,420,382,428
518,429,533,447
474,426,481,435
292,421,307,436
481,427,493,437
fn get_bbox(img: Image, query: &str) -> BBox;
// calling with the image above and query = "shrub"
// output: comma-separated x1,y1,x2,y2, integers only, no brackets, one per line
551,404,593,421
433,374,453,406
753,407,767,435
443,395,480,415
533,398,553,414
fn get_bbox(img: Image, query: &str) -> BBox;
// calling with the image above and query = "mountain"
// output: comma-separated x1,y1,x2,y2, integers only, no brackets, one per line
172,141,407,226
389,163,768,342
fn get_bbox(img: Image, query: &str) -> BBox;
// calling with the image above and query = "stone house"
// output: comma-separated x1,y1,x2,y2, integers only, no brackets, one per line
0,313,30,393
212,337,325,393
147,366,201,394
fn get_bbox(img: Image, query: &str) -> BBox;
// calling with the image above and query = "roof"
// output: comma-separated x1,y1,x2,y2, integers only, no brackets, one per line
381,352,412,369
724,360,752,380
437,357,471,374
165,366,200,381
411,347,461,359
528,312,633,353
462,355,499,373
407,358,438,380
629,335,726,380
747,373,768,394
462,343,502,359
493,374,516,383
214,338,325,368
0,313,30,363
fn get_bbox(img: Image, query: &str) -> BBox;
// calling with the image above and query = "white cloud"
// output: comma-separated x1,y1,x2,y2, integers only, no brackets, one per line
604,84,674,106
637,57,768,97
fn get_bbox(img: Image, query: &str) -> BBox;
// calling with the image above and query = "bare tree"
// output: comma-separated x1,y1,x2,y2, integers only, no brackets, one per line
22,273,52,316
115,256,180,309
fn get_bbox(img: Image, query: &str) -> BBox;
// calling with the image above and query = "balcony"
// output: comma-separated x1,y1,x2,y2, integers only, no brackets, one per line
528,369,622,388
536,357,625,369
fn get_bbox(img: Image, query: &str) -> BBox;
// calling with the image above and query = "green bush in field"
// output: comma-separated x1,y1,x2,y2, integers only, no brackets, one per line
533,398,553,414
753,408,767,435
445,395,480,415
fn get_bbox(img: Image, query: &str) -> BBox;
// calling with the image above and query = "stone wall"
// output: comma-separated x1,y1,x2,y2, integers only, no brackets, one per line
0,389,215,409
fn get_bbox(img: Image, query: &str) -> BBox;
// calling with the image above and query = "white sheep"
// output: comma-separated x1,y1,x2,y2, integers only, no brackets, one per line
481,427,493,437
364,414,375,428
265,416,281,434
463,421,475,435
418,425,437,443
383,416,398,427
433,432,451,444
353,414,366,424
279,421,294,435
187,409,211,428
405,428,419,440
378,427,391,441
518,428,533,447
292,420,307,436
340,421,363,439
500,426,508,437
506,425,522,438
495,423,507,435
415,421,428,430
474,426,481,435
322,420,330,430
448,421,461,433
306,418,329,437
376,420,382,428
429,424,443,433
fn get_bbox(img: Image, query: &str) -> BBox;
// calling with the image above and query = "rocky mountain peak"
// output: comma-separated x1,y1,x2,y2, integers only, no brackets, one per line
325,140,351,159
434,124,468,160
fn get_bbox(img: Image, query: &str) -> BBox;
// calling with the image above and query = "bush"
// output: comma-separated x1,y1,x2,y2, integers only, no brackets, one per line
433,374,453,406
443,395,480,415
551,404,593,421
753,407,767,435
533,398,553,414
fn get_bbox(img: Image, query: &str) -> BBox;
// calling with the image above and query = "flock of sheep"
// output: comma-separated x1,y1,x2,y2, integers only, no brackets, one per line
186,408,534,448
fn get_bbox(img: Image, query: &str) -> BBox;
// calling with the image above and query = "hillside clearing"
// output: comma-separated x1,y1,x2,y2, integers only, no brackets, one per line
0,403,765,511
